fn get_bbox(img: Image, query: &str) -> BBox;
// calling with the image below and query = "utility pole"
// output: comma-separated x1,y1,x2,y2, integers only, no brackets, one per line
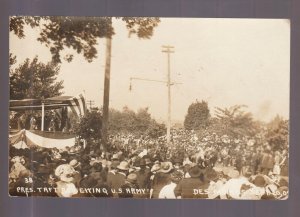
162,45,174,145
102,34,112,150
129,46,177,146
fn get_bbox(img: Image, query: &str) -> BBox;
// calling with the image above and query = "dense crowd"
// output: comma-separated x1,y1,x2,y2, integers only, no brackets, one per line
9,129,289,199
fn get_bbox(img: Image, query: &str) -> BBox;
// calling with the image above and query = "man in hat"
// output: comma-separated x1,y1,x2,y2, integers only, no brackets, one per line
135,159,151,198
174,165,206,198
150,162,173,198
107,161,119,186
89,162,107,183
118,173,139,198
108,161,129,197
173,157,184,172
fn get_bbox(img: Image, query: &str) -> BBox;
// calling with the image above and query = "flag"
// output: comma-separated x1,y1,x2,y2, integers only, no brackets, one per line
68,94,87,118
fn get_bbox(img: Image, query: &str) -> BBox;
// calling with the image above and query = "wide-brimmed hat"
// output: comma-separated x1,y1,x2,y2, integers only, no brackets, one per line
69,159,81,168
188,165,202,178
117,161,130,171
151,163,161,173
54,164,75,181
159,162,173,173
127,173,137,183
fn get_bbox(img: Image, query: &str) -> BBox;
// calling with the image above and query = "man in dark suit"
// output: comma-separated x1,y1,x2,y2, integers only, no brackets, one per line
136,159,151,198
174,165,209,198
107,161,129,197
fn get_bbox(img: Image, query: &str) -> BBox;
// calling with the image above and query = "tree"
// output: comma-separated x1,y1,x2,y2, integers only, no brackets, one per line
9,53,17,66
266,115,289,151
73,110,102,143
184,100,210,130
9,16,160,63
214,105,258,137
9,57,64,130
146,121,166,139
134,108,152,132
108,106,165,138
10,56,64,99
108,106,136,133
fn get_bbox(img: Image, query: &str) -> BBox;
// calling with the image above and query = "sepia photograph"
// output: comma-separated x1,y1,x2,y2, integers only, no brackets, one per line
8,16,289,199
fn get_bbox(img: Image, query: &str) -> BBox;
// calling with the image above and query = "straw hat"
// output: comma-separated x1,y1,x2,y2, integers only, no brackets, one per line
127,173,137,183
117,161,130,171
158,162,173,173
151,163,161,173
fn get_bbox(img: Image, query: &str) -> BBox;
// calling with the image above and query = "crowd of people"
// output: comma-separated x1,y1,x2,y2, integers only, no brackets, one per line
9,129,289,200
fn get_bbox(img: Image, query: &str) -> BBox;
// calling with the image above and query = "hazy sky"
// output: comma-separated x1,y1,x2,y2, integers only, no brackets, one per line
10,18,290,123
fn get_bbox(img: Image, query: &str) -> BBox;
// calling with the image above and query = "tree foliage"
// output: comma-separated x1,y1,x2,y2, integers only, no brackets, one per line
9,53,17,66
108,106,165,137
266,115,289,151
9,16,160,63
10,57,64,100
73,110,103,142
214,105,258,137
146,122,166,139
184,100,210,130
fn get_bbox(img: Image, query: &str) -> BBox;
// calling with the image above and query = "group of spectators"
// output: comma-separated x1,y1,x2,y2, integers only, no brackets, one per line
9,129,289,200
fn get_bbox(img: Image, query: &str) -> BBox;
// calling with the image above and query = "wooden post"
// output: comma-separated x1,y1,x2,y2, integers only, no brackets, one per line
162,46,174,145
102,36,112,150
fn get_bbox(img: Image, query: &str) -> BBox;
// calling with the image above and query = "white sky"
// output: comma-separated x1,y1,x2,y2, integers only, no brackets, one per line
10,18,290,123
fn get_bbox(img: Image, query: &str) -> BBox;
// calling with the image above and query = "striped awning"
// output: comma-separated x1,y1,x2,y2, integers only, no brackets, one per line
10,95,86,117
9,129,76,149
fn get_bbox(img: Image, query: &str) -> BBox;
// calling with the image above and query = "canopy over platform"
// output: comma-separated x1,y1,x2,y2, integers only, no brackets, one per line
9,95,86,131
10,96,86,113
